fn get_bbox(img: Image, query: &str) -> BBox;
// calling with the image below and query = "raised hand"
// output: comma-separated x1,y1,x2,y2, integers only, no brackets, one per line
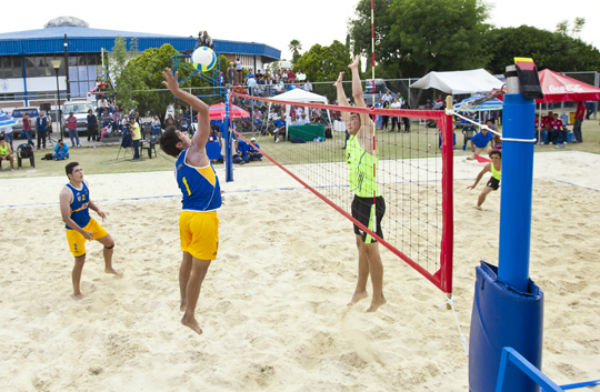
162,68,180,93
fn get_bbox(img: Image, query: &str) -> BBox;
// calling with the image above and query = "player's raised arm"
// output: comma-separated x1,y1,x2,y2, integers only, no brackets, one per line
348,55,373,130
162,68,210,148
334,72,352,130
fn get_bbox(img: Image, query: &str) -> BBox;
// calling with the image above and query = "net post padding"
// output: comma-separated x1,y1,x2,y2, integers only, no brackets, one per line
230,91,454,294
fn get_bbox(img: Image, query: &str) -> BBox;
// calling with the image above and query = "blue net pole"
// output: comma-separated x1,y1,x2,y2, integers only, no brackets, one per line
224,89,233,182
497,70,535,291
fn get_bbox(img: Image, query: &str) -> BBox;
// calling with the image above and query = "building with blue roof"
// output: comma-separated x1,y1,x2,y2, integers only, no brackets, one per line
0,16,280,107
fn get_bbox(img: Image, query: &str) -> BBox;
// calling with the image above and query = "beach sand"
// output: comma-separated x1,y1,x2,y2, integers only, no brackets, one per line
0,151,598,391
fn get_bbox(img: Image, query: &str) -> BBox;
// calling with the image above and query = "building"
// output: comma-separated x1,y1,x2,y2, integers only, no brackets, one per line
0,16,280,109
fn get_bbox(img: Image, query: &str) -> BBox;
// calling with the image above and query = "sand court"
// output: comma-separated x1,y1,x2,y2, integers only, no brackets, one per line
0,151,598,391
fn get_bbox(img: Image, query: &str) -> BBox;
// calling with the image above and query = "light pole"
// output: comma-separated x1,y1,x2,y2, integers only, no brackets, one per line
51,59,63,140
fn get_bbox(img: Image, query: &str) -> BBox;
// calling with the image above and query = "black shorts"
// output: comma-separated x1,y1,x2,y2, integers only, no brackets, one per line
486,177,500,190
351,195,385,243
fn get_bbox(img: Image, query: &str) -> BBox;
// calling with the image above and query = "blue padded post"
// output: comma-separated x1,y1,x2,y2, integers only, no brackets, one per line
469,65,544,392
224,90,233,182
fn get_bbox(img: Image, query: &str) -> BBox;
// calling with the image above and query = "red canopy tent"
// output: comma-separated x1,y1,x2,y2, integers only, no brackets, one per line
537,69,600,103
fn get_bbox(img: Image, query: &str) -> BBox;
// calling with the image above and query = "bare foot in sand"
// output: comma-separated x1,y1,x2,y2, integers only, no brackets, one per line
474,205,482,210
181,315,203,335
348,55,360,70
72,292,83,300
105,268,122,277
366,296,386,312
348,291,368,306
333,71,344,88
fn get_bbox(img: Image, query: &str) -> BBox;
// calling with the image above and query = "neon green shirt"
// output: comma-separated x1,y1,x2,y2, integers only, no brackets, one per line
346,135,380,197
490,161,501,181
0,143,9,157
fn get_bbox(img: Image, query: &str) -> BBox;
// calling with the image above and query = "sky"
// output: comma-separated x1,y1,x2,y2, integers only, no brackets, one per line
0,0,598,61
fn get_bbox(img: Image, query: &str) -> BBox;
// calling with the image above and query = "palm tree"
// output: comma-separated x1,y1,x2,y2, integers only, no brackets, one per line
289,39,302,63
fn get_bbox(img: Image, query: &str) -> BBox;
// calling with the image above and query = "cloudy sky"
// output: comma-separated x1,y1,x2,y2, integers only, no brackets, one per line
1,0,598,61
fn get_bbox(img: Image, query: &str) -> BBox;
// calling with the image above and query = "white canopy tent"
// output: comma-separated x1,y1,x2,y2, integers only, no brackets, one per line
411,69,503,95
269,88,332,139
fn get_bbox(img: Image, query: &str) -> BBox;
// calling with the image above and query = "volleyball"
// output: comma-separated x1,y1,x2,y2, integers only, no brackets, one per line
191,46,216,72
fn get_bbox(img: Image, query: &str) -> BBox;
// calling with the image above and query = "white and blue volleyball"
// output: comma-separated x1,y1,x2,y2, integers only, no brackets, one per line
191,47,217,72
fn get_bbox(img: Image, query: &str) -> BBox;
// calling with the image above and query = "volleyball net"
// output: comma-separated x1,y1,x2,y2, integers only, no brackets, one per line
226,90,454,294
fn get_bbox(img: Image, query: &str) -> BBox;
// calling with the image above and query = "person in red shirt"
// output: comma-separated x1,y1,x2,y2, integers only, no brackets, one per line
550,113,566,144
22,113,33,146
66,112,81,147
573,101,585,143
541,111,553,144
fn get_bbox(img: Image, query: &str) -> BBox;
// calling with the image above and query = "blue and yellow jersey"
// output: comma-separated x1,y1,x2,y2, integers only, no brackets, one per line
65,182,91,229
176,149,222,211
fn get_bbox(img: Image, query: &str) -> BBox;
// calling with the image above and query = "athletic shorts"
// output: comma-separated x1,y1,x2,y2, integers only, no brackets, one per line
179,210,219,260
486,176,500,190
351,196,385,244
65,217,108,257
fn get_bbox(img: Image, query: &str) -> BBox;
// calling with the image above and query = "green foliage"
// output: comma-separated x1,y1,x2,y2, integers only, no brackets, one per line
482,26,600,74
294,40,351,82
349,0,490,78
293,40,351,100
116,44,221,117
289,39,302,63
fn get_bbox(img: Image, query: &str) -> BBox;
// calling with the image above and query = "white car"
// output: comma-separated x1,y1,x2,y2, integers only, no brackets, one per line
62,101,98,134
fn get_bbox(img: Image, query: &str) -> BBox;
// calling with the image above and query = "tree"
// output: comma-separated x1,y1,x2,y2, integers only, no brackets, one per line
117,44,217,117
556,17,586,38
289,39,302,63
482,26,600,74
349,0,490,78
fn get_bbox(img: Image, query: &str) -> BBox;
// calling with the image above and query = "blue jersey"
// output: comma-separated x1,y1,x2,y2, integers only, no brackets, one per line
176,149,222,211
65,182,91,229
471,131,494,148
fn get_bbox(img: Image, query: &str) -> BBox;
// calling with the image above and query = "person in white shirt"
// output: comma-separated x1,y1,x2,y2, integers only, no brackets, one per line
303,80,313,92
381,91,393,105
390,97,402,132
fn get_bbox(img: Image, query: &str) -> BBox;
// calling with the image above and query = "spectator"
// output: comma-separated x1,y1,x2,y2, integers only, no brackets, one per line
296,69,306,81
22,113,33,147
86,109,98,142
36,111,49,150
151,115,162,136
389,97,401,131
97,95,109,118
573,101,585,143
551,113,567,145
226,61,236,85
272,114,286,143
235,58,243,84
130,118,142,161
66,112,80,148
3,123,13,151
164,113,176,128
401,101,411,133
467,122,494,160
0,134,15,170
52,139,69,160
247,74,258,96
381,90,393,105
303,80,313,92
248,137,262,161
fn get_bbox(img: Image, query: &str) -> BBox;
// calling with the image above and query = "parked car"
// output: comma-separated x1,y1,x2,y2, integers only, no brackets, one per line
363,79,396,104
11,107,40,139
62,101,97,134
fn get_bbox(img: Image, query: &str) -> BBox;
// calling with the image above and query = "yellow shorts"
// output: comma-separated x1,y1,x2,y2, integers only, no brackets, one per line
65,218,108,257
179,210,219,260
